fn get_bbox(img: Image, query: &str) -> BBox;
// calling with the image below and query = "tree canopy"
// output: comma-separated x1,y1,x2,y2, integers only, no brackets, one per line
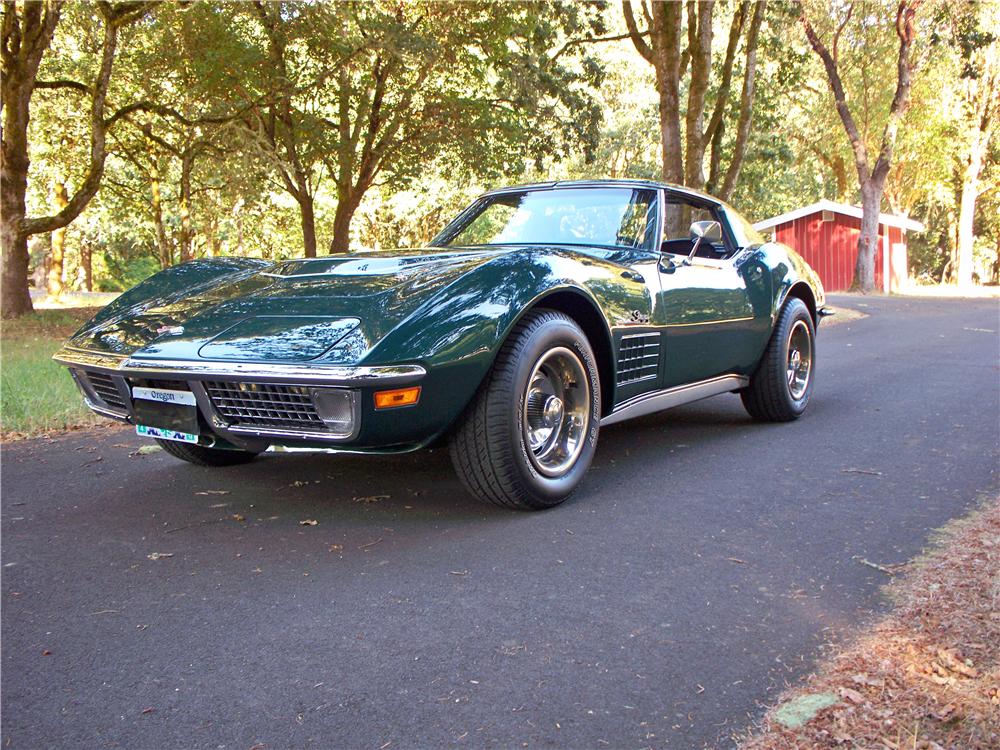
1,0,997,317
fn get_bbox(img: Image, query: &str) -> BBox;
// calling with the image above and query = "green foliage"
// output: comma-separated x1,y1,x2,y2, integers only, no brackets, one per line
13,0,1000,291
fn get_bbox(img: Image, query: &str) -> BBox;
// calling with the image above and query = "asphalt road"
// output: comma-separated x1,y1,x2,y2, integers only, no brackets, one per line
2,294,998,749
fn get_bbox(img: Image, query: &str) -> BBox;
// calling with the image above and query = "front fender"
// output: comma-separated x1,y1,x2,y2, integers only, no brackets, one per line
366,248,649,435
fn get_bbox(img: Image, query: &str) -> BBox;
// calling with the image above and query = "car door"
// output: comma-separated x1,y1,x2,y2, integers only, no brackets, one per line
655,193,771,389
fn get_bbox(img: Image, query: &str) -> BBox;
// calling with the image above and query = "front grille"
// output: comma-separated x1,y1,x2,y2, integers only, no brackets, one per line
82,371,127,411
204,381,325,431
617,332,660,385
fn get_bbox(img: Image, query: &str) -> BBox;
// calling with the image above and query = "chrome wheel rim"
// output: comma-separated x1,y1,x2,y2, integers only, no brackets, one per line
786,320,813,400
522,346,590,478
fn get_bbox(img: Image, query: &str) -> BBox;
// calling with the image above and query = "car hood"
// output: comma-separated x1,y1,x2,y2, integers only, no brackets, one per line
69,248,506,365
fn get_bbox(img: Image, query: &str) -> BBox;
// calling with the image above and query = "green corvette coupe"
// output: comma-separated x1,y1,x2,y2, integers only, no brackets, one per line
56,179,828,510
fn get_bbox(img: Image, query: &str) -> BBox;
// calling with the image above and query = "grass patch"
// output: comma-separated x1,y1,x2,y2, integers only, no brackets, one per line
1,308,108,439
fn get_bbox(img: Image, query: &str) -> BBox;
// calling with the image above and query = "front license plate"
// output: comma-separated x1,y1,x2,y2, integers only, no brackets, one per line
132,389,200,436
136,424,199,444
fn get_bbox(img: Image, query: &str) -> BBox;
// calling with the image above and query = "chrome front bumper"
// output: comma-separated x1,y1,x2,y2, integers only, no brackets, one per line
53,346,426,386
54,346,427,446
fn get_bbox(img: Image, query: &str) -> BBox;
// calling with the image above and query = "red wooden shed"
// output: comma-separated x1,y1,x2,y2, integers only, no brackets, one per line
752,200,924,293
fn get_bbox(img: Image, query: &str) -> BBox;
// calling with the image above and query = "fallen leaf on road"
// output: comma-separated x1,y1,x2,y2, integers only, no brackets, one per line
450,570,469,576
141,707,154,715
131,445,162,456
354,494,390,504
726,557,747,564
285,480,320,489
147,552,174,560
231,514,245,522
359,538,383,550
328,544,344,553
41,650,51,656
852,556,905,576
196,490,230,496
299,519,319,526
841,468,883,476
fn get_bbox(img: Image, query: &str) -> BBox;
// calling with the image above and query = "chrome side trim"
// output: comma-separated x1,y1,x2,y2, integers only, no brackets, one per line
661,316,754,328
82,395,130,423
600,374,748,427
54,346,426,385
55,347,129,372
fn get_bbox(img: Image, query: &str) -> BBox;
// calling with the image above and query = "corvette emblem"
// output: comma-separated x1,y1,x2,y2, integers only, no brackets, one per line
156,325,184,336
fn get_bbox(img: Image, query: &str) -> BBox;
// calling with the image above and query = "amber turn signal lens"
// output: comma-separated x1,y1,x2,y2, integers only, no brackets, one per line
373,386,421,409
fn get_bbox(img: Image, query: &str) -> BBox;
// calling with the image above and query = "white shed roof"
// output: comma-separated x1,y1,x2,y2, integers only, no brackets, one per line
752,199,925,233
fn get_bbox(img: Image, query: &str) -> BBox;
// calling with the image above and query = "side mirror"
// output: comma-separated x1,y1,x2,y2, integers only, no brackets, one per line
686,220,722,262
689,220,722,243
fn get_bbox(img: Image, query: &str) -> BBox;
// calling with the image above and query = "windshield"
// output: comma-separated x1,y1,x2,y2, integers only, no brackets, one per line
435,187,658,251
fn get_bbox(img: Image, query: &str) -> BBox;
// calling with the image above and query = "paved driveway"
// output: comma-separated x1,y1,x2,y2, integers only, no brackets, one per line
2,294,998,749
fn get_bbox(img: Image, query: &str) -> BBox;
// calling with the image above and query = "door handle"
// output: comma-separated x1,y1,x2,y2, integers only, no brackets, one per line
620,270,645,283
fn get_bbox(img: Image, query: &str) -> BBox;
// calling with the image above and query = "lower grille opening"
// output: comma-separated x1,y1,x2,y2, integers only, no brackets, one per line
204,381,326,431
82,371,127,411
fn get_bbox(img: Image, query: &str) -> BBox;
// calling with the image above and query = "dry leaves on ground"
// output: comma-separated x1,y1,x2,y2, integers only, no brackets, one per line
739,495,999,750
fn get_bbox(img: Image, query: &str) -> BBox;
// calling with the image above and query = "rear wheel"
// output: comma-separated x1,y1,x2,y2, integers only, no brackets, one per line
741,298,815,422
155,439,260,467
450,310,601,510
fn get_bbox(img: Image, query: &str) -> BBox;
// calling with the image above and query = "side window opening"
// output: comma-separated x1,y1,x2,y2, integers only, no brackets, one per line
661,200,730,259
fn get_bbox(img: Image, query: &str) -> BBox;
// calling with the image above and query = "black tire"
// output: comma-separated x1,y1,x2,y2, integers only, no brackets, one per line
450,310,601,510
155,439,260,466
741,297,815,422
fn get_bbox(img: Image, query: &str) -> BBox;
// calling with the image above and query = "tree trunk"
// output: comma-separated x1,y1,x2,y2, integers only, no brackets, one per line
0,156,33,316
718,0,765,201
832,155,849,201
799,1,919,294
1,51,36,317
80,240,92,291
178,151,194,263
2,3,153,316
657,3,684,184
0,2,60,318
956,130,984,288
684,1,714,190
329,192,359,255
300,194,318,257
46,180,69,296
149,159,172,269
853,181,883,293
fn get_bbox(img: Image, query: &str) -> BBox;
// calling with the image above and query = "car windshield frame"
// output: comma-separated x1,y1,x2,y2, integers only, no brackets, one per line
432,187,660,253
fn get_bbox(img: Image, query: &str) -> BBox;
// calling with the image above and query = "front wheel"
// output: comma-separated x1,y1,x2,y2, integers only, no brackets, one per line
741,297,815,422
450,310,601,510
